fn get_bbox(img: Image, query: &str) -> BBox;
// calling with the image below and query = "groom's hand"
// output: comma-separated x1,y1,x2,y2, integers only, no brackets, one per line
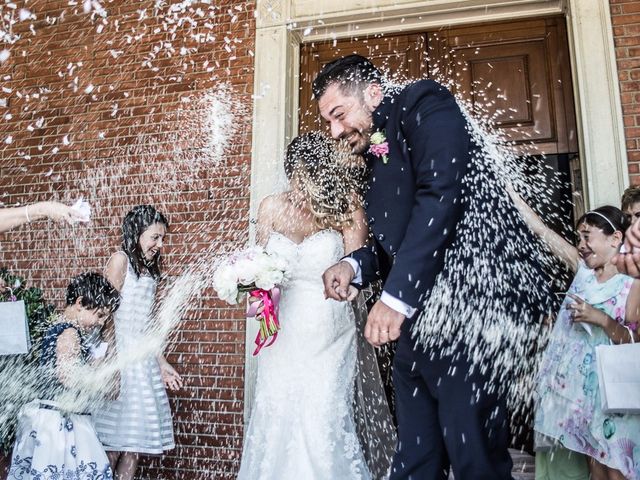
322,261,355,301
613,221,640,277
365,301,405,347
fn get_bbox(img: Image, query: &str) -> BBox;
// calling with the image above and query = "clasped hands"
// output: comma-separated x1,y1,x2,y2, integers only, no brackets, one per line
322,261,404,347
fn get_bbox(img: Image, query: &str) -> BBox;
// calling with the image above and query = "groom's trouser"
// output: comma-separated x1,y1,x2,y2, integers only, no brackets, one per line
389,324,513,480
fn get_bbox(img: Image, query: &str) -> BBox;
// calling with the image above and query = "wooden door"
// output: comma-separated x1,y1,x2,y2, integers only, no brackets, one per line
429,17,578,156
299,34,426,132
299,17,577,157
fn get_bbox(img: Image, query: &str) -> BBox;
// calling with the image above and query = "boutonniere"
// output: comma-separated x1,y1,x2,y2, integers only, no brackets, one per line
368,131,389,164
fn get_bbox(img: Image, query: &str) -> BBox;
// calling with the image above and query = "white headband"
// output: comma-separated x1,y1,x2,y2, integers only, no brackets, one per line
586,211,617,232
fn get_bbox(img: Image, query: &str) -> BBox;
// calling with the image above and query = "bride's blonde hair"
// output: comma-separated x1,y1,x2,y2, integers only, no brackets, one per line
285,132,366,229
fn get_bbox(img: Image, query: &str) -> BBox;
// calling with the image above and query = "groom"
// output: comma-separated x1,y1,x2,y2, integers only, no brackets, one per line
317,55,513,479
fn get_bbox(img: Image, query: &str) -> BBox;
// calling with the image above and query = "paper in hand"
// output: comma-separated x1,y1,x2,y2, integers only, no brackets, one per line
89,341,109,359
71,198,91,223
566,293,592,336
579,322,592,336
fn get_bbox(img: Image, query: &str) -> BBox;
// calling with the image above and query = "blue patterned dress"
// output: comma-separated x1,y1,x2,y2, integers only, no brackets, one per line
8,322,113,480
535,263,640,478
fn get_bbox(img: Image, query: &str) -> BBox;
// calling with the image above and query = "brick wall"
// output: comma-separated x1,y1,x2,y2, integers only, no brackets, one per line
611,0,640,184
0,1,254,478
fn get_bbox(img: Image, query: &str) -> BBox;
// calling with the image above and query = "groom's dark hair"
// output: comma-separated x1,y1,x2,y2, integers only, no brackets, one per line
312,54,383,100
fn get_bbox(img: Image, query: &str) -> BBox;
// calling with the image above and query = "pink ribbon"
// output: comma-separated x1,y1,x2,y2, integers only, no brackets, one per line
246,287,281,356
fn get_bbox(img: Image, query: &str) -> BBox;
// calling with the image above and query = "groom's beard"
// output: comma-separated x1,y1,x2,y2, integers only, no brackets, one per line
345,129,372,155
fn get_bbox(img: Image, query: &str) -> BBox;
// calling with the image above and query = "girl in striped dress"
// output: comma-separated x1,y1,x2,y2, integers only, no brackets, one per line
93,205,183,480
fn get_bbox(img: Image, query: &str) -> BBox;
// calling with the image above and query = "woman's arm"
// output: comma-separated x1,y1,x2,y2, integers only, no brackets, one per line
256,195,276,246
508,187,580,273
340,208,369,301
0,201,84,233
342,207,368,255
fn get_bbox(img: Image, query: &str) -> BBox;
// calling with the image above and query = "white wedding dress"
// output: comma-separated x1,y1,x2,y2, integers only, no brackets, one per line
237,229,372,480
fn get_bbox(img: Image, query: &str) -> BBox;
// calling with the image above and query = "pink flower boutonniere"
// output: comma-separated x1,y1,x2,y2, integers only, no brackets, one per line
368,131,389,164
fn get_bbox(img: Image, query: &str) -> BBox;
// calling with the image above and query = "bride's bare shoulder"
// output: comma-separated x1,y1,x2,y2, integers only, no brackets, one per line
259,193,287,213
257,194,289,226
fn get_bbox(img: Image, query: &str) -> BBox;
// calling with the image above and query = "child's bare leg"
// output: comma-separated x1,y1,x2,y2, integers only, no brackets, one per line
605,466,627,480
114,452,139,480
106,451,120,472
588,457,609,480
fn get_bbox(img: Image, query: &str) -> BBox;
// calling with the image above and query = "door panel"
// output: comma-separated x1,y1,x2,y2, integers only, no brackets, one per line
428,17,578,155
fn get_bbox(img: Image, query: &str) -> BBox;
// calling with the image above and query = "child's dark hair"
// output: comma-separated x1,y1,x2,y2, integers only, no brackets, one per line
66,272,120,312
122,205,168,279
621,186,640,212
312,54,383,100
576,206,630,237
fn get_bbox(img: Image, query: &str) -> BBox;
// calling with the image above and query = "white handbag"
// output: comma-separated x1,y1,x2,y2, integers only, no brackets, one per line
595,327,640,414
0,298,31,355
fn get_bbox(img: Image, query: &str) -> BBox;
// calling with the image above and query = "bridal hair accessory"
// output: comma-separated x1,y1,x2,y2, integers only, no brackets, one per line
212,247,288,355
368,130,389,164
585,210,617,232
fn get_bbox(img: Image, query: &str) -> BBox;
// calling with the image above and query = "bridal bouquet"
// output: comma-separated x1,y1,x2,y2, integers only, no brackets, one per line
212,247,288,355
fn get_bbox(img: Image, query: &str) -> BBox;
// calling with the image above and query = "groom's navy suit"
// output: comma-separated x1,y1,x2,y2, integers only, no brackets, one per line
352,80,513,479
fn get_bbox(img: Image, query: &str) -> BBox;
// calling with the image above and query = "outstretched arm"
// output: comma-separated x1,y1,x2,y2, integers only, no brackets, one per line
1,201,88,233
508,187,579,273
0,201,86,233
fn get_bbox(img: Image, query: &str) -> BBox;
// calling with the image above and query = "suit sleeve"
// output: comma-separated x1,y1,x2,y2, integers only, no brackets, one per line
348,243,379,287
382,86,469,308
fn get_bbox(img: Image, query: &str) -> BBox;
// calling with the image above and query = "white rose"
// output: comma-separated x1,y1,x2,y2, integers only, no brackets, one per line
255,268,284,290
218,284,240,305
213,264,240,304
234,257,260,286
271,254,288,273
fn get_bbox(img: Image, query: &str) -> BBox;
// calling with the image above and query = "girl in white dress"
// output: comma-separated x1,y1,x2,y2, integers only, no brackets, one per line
238,133,394,479
93,205,183,480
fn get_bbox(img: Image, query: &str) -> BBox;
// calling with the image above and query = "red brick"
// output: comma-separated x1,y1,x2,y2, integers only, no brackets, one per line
612,13,640,25
0,1,255,478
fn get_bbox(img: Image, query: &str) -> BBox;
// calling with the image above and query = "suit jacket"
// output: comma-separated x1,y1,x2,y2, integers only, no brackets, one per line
351,80,470,310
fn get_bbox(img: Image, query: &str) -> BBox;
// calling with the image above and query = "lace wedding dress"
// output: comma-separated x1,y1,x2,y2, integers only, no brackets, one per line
237,229,373,480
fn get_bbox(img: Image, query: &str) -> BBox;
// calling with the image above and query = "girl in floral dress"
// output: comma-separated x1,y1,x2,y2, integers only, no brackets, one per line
511,191,640,480
8,272,120,480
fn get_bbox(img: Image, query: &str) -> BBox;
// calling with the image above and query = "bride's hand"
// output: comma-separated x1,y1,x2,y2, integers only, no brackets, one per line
322,262,355,301
248,294,265,316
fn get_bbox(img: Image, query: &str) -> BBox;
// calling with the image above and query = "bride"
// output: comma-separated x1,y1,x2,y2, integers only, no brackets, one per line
237,132,394,479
